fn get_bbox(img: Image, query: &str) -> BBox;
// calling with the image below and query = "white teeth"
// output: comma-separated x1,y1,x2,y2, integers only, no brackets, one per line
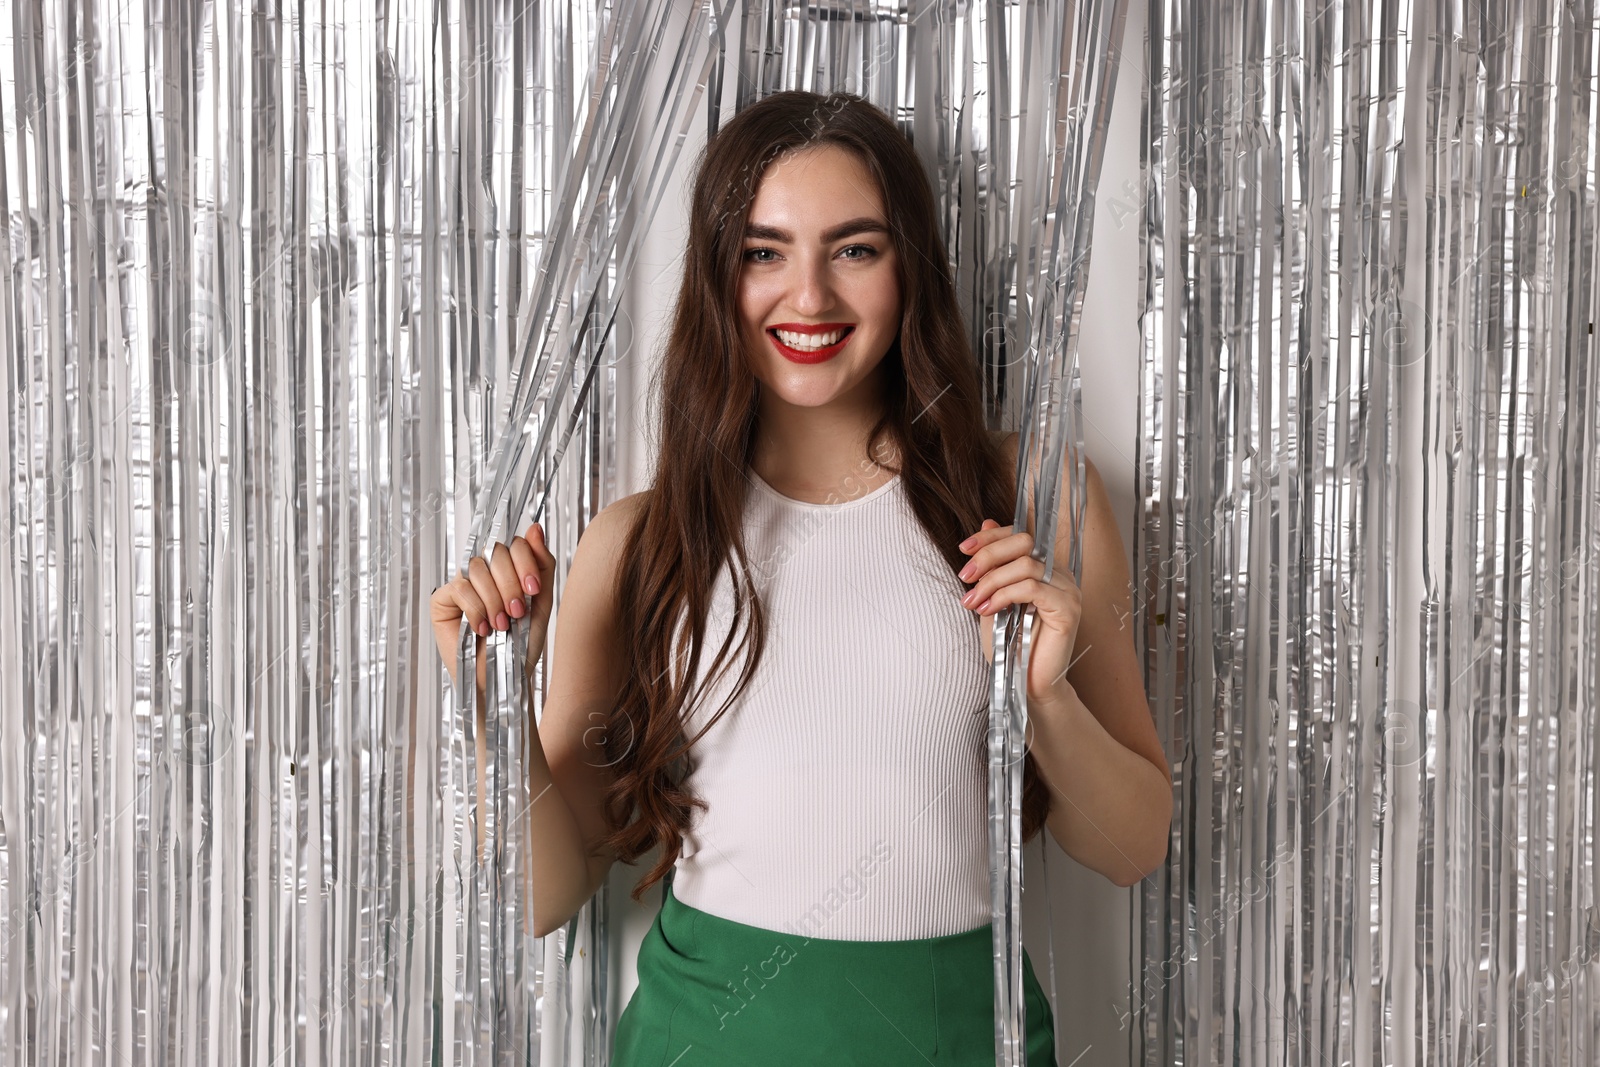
774,327,848,350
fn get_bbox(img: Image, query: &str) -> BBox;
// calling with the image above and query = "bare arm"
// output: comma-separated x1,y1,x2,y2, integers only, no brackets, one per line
983,432,1172,886
432,494,646,937
1034,452,1170,884
521,494,645,936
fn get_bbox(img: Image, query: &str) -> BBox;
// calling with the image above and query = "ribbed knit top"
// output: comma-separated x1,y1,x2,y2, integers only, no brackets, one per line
670,467,993,941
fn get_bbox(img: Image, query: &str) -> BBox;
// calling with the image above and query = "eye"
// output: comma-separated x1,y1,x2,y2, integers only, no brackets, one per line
839,244,878,260
744,247,779,263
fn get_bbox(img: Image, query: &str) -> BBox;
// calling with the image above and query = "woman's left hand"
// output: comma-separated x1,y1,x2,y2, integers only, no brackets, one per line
958,518,1084,706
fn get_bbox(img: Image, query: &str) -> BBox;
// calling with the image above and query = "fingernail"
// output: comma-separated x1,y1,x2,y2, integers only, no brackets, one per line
508,598,524,618
495,612,509,630
523,575,537,595
958,561,976,581
975,599,992,614
477,621,490,637
958,536,975,553
961,588,978,606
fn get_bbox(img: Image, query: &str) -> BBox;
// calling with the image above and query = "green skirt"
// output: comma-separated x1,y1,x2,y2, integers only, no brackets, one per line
613,877,1058,1066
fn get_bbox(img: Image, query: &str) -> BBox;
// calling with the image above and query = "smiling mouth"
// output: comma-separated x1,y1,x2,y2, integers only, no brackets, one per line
767,325,855,362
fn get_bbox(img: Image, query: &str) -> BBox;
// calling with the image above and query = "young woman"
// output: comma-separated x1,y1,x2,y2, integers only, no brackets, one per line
430,90,1172,1065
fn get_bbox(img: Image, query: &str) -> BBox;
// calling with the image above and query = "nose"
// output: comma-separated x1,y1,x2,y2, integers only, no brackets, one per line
789,252,836,317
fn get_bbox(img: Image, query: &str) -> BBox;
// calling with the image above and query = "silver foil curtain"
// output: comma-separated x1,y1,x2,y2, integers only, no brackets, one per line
1137,1,1600,1065
0,1,1118,1064
2,2,634,1062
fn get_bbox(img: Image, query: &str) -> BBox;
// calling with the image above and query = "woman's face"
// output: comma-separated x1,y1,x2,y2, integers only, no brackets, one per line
737,144,902,409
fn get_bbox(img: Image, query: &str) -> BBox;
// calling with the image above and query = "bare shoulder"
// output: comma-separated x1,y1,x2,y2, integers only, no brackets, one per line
989,428,1104,528
549,489,648,689
552,489,651,678
993,428,1086,494
581,489,649,555
557,489,648,618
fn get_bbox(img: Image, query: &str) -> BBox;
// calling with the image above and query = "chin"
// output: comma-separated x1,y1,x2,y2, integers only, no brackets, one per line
761,377,853,408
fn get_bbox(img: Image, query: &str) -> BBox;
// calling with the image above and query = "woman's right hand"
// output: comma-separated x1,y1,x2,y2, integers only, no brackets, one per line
430,522,556,685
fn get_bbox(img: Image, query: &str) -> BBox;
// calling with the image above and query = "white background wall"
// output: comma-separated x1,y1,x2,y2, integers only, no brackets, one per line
607,7,1150,1061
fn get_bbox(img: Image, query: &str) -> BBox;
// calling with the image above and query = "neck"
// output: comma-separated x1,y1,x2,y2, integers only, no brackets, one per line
751,372,900,494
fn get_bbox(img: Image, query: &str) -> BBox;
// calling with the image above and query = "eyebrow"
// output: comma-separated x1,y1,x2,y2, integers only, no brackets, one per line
744,217,890,243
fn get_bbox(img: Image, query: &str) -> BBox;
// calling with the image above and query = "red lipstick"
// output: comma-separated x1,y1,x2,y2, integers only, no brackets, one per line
766,322,855,365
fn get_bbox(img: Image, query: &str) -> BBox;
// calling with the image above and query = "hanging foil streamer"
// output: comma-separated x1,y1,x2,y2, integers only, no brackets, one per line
977,1,1130,1061
450,2,738,1061
1,1,1119,1064
0,1,636,1062
1136,1,1600,1064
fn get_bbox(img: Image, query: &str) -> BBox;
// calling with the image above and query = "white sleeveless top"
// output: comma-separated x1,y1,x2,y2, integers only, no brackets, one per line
669,468,993,940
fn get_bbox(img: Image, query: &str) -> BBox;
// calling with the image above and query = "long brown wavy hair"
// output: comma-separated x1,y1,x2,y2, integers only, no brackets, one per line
601,90,1051,901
